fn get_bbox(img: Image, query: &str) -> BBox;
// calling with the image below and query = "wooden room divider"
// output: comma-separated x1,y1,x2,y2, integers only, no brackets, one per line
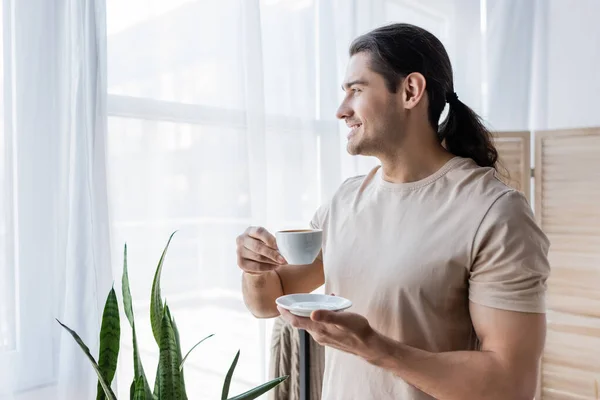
494,131,531,202
534,128,600,399
495,128,600,399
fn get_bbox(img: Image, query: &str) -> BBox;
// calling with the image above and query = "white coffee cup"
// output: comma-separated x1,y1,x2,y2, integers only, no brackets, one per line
275,229,323,265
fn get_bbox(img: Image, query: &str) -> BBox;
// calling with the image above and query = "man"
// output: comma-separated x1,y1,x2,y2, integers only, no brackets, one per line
237,23,549,400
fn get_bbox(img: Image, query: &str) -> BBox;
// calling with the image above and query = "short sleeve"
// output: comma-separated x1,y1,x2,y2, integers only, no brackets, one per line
309,202,330,261
310,203,329,230
469,190,550,313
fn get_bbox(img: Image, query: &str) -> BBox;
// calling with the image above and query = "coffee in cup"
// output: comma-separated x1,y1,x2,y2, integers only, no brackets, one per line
275,229,323,265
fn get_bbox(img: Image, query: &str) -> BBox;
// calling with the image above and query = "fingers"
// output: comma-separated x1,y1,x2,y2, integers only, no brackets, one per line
278,307,316,330
278,308,335,347
247,226,278,249
238,247,280,265
277,307,347,328
311,309,355,326
243,237,285,264
236,256,274,274
236,227,286,274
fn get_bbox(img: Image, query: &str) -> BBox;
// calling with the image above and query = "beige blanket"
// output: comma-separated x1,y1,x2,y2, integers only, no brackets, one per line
269,317,325,400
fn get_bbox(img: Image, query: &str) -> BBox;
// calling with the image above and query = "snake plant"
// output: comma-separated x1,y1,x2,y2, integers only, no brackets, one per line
57,232,287,400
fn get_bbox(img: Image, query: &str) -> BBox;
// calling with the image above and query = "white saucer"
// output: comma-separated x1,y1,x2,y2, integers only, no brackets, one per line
276,294,352,317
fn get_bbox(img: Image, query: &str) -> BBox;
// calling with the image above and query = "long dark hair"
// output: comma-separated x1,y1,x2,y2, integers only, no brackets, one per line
350,23,498,169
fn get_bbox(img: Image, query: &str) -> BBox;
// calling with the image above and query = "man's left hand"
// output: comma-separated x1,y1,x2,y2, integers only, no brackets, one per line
277,305,383,362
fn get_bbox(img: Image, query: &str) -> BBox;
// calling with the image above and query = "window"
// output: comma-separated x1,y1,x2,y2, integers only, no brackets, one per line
106,0,339,397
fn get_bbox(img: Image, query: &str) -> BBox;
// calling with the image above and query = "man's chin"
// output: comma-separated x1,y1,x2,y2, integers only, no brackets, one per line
346,143,360,156
346,136,359,155
347,138,369,156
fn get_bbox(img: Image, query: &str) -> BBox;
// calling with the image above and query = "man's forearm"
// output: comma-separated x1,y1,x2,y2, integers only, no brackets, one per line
242,271,283,318
366,333,536,400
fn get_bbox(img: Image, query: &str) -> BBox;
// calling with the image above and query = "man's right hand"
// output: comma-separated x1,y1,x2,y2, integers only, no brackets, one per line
236,226,287,275
239,226,324,318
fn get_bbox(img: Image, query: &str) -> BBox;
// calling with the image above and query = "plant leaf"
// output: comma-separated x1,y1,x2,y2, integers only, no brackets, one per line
221,350,240,400
122,243,134,328
133,375,148,400
56,319,118,400
96,287,121,400
226,376,289,400
158,305,183,400
132,323,153,399
130,379,135,400
170,315,188,400
121,245,153,399
153,361,159,399
150,231,177,345
180,334,214,371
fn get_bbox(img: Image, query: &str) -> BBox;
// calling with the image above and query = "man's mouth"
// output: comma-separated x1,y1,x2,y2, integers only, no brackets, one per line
347,123,362,138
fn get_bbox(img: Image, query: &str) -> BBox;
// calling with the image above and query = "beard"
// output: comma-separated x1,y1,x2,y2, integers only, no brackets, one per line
346,135,362,155
346,127,385,157
347,109,403,157
346,100,405,156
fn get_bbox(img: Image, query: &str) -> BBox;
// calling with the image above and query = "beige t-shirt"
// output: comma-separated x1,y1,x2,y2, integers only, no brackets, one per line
310,157,550,400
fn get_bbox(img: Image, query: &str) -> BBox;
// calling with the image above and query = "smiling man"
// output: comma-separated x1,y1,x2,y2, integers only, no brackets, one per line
237,24,550,399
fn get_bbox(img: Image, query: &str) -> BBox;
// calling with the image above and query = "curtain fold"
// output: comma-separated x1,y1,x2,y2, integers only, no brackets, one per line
55,0,112,398
484,0,536,131
0,0,112,398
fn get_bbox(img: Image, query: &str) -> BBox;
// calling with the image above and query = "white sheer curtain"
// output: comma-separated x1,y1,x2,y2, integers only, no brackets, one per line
55,0,113,398
0,0,112,399
481,0,600,131
105,0,343,398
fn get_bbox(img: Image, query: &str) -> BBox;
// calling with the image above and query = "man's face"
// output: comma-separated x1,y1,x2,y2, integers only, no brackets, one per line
336,52,404,157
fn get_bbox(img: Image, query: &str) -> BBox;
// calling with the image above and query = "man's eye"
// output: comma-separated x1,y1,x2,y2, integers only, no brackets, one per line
352,88,361,93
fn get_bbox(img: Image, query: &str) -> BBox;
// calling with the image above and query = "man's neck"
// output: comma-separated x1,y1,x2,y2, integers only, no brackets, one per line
378,139,455,184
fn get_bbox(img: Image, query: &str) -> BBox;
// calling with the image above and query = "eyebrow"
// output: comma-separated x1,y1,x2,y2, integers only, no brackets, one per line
342,80,368,91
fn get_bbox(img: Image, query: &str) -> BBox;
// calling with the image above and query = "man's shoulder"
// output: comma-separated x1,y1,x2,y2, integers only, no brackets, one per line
312,168,378,223
448,158,522,203
336,166,381,196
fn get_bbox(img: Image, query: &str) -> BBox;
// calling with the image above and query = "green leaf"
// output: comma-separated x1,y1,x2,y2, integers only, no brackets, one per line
122,243,153,399
132,323,153,399
157,305,183,400
130,380,135,400
133,375,148,400
226,376,289,400
150,231,177,346
153,362,159,399
171,316,188,400
180,334,214,371
97,287,121,400
122,244,134,328
222,350,240,400
56,319,118,400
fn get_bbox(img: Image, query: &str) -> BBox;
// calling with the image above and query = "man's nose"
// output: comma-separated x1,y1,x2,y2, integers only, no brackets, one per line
336,100,353,120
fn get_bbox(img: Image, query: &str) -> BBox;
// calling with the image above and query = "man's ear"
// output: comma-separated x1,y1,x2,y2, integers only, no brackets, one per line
401,72,427,110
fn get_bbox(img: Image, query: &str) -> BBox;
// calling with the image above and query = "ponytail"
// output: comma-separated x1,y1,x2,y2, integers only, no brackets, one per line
438,92,498,168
